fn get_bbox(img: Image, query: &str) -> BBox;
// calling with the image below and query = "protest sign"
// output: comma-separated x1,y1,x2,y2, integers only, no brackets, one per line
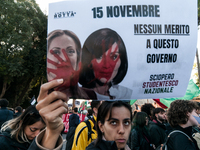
47,0,198,100
62,113,86,133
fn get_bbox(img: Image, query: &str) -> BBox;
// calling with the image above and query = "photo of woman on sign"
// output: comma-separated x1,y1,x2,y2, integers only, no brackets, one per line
79,28,132,100
47,29,96,99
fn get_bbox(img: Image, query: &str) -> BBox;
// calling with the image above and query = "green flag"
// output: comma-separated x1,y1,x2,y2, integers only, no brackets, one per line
130,99,137,105
160,79,200,108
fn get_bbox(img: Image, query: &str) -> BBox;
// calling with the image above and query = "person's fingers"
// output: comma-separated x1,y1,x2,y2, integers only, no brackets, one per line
36,91,68,111
39,100,68,117
43,106,68,124
37,79,64,101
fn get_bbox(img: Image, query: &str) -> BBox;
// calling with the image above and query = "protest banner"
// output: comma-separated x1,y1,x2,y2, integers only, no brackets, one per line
47,0,198,100
62,113,86,133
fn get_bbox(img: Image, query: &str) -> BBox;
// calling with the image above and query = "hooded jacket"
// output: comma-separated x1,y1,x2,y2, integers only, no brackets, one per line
0,128,30,150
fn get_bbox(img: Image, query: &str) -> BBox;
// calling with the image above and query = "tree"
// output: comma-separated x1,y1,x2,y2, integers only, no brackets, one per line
0,0,47,106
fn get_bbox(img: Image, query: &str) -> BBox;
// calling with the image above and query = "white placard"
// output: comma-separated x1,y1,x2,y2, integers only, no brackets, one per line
48,0,198,100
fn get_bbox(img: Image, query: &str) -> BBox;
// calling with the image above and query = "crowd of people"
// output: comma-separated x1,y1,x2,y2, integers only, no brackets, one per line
1,94,200,150
0,99,45,150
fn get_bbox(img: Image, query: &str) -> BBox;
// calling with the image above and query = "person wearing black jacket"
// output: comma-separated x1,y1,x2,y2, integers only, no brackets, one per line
131,112,155,150
0,105,45,150
87,140,118,150
149,108,167,148
0,98,13,129
69,107,79,129
166,100,199,150
13,106,22,118
86,101,132,150
66,107,79,150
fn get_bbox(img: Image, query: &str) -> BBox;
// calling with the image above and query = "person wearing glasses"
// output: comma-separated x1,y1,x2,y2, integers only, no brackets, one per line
0,105,46,150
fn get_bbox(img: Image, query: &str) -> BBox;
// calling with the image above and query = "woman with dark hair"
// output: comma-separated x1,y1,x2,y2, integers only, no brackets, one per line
0,105,45,150
130,112,155,150
79,28,132,100
166,100,199,150
86,101,132,150
47,29,96,99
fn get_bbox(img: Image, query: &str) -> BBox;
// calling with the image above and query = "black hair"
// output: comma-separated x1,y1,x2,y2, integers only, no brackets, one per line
73,107,78,113
87,109,93,116
141,103,155,117
15,106,22,113
153,108,165,120
133,112,148,128
79,28,128,88
132,112,151,143
95,101,132,146
91,100,101,111
0,98,9,107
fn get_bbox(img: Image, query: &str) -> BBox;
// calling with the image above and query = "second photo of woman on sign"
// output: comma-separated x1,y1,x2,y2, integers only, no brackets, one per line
79,28,132,100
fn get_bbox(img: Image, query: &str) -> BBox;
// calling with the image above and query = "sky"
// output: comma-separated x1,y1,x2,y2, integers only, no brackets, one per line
35,0,63,14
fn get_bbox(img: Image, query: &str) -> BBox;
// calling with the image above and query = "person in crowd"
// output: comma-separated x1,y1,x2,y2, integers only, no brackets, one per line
86,100,132,150
166,100,199,150
79,28,132,100
27,79,67,149
84,109,93,121
71,100,101,150
131,112,155,150
69,107,79,129
13,106,23,118
196,102,200,116
47,29,96,99
133,111,138,118
66,107,80,150
192,102,200,134
0,105,45,150
149,108,167,148
164,110,173,136
141,103,155,122
0,98,13,129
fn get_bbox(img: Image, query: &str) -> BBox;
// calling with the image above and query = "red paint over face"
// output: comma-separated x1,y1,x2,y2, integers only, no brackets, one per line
91,41,120,84
47,49,81,90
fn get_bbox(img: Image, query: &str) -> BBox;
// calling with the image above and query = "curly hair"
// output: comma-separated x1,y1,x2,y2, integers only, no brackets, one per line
167,100,198,127
141,103,155,117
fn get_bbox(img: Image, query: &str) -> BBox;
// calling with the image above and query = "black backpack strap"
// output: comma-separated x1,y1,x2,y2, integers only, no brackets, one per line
85,119,92,141
168,130,193,142
161,130,193,150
